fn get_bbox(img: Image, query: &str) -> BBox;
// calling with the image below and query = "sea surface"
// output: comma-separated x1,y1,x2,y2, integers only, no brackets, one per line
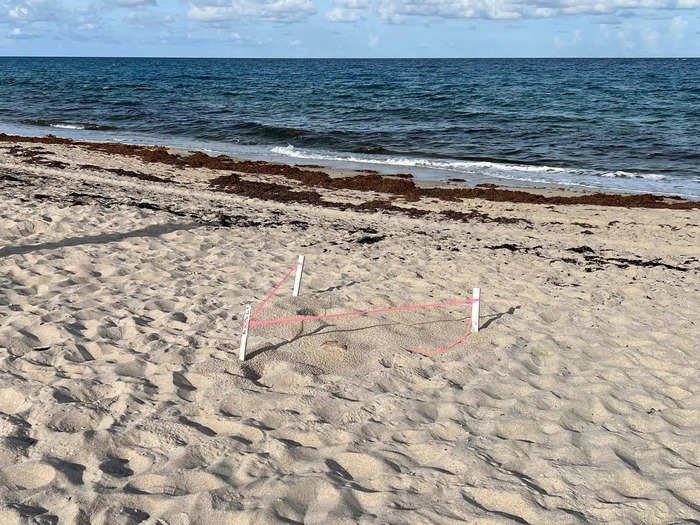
1,57,699,198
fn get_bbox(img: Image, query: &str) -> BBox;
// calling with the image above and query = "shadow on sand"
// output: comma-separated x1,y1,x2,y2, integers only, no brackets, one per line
0,222,209,259
244,305,521,360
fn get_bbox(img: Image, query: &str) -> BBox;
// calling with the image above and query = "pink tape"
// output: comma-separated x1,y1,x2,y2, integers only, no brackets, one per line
407,316,473,354
250,263,300,320
248,261,479,355
249,299,477,327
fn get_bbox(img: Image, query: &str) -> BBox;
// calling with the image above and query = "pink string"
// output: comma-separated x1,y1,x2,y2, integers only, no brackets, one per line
249,299,477,327
250,262,301,320
406,316,473,354
248,261,479,355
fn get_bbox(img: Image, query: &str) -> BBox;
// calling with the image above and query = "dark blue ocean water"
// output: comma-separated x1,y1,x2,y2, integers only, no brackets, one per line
1,57,699,198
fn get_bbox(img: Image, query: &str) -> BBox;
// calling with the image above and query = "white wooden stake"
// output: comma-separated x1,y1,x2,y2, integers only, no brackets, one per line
471,288,481,333
292,255,305,297
239,304,252,361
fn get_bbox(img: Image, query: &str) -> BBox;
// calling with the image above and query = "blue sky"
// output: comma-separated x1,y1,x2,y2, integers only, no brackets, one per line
1,0,698,57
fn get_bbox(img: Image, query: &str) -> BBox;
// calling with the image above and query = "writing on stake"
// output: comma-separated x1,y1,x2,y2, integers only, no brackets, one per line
239,304,252,361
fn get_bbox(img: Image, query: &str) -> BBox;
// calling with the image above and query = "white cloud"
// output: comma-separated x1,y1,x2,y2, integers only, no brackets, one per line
336,0,369,7
187,0,315,23
324,0,370,22
669,15,687,40
325,0,700,22
377,0,521,20
112,0,157,7
598,18,693,53
1,0,64,23
126,10,173,25
7,26,37,37
325,7,361,22
0,1,112,42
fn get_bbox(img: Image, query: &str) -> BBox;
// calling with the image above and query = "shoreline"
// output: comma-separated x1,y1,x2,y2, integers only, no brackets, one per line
1,132,698,210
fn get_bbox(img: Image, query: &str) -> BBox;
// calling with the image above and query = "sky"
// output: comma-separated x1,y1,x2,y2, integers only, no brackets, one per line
0,0,698,57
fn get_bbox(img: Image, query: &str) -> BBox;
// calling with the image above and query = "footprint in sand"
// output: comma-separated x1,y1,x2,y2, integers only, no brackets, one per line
97,322,123,341
329,453,389,481
1,462,56,490
258,361,313,393
127,472,225,495
188,416,264,443
44,457,86,486
48,405,110,433
144,299,179,314
28,323,66,346
52,380,119,404
3,337,34,357
99,457,135,479
115,359,156,378
172,371,210,401
0,388,28,414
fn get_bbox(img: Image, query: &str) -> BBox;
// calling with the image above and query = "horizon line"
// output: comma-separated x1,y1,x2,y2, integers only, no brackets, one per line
1,55,698,60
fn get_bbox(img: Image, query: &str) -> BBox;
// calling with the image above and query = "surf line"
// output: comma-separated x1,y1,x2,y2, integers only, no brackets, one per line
239,257,480,361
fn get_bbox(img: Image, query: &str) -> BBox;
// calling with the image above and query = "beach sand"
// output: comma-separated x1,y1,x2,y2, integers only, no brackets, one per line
0,137,699,524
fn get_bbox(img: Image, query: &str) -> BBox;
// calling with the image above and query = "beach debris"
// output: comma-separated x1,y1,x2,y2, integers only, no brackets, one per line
320,340,347,352
2,132,698,209
357,235,385,244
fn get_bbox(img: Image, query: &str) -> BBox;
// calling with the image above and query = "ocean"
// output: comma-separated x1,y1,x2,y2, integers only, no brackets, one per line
1,57,699,199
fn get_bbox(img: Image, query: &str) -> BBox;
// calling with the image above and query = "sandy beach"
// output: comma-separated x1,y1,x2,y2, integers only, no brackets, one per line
0,135,699,524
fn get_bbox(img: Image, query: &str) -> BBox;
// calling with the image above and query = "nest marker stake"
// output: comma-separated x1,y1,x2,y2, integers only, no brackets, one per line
292,255,305,297
471,288,481,333
239,304,252,361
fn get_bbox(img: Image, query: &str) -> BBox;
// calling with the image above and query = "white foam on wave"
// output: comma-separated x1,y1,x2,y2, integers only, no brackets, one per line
600,171,666,180
271,145,671,183
271,145,571,174
50,123,86,130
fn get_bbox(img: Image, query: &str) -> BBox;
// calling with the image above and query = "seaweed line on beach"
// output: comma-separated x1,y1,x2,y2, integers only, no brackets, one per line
2,133,697,210
1,163,695,274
